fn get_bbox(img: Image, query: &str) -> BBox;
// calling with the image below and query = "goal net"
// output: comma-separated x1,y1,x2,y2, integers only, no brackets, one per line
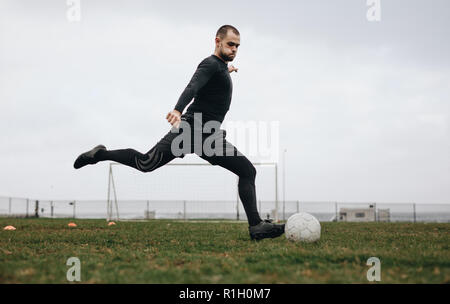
106,155,279,222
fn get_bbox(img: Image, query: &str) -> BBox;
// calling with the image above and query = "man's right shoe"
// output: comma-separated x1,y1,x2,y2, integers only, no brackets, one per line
73,145,106,169
249,219,285,241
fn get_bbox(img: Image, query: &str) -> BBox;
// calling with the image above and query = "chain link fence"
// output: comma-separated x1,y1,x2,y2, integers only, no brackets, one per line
1,196,449,222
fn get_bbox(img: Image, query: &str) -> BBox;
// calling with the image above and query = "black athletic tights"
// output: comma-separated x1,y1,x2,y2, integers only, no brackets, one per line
95,118,263,226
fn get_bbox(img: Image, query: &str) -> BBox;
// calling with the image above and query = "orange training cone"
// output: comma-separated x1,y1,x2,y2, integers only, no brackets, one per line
3,225,16,231
68,222,77,227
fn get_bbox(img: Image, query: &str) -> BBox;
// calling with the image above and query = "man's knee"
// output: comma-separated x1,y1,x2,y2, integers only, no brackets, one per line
240,163,257,181
135,148,164,173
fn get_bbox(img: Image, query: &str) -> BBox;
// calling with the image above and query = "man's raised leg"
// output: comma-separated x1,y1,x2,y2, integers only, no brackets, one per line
73,129,182,172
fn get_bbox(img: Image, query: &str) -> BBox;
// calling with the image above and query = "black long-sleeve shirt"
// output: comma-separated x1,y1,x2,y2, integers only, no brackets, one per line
174,54,233,124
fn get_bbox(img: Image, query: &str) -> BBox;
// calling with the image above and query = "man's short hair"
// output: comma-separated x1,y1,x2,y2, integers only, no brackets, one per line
216,25,240,39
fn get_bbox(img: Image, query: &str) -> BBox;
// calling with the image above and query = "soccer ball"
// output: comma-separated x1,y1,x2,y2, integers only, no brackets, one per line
285,212,321,242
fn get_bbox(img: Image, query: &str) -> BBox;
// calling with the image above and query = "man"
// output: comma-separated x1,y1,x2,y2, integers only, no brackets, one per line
74,25,285,240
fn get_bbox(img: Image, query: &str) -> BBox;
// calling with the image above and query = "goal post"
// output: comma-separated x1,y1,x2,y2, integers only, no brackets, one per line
106,164,120,222
106,160,279,222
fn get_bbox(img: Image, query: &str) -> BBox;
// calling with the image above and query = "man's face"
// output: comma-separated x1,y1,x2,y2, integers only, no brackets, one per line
216,30,240,62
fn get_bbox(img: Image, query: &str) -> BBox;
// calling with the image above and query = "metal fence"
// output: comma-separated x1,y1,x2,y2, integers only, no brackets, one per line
1,196,449,223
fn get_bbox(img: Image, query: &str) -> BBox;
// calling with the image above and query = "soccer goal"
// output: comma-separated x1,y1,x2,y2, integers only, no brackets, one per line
106,157,279,222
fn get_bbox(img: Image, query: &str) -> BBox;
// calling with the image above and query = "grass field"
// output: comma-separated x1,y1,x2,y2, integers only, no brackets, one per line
0,218,449,283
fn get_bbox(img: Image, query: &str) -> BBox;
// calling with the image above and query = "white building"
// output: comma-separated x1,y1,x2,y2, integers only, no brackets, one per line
339,205,391,222
339,206,375,222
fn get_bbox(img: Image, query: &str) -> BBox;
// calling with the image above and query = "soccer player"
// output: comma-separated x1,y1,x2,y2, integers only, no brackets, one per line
74,25,285,240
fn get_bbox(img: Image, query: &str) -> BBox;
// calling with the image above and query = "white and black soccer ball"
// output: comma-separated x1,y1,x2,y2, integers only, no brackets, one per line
285,212,321,242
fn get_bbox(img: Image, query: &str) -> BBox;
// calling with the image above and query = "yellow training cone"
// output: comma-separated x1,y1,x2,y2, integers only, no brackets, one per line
3,225,16,231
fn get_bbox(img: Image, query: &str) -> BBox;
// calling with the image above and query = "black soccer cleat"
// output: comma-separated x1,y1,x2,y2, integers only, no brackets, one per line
249,219,285,241
73,145,106,169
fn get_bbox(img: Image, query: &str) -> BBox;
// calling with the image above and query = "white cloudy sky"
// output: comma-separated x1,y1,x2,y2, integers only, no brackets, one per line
0,0,449,204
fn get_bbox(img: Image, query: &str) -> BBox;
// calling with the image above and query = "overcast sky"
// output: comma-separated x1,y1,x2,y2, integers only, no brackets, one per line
0,0,449,204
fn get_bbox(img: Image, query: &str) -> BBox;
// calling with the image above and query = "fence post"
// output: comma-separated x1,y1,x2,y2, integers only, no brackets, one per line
8,197,12,216
296,200,299,213
374,202,377,222
275,163,279,222
35,200,39,218
335,202,338,222
73,201,76,219
26,199,29,218
258,200,262,218
146,200,149,219
51,201,54,218
183,200,186,221
236,176,240,221
413,203,416,223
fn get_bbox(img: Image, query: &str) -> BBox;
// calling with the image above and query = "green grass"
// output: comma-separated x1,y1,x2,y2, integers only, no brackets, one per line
0,218,449,283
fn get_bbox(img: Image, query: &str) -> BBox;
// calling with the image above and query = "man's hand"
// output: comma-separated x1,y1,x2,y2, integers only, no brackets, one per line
166,109,181,128
228,65,238,73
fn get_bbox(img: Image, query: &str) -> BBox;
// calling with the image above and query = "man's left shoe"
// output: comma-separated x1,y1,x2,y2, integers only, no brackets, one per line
249,219,285,241
73,145,106,169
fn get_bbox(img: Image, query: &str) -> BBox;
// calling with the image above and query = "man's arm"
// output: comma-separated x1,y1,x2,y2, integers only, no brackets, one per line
173,58,219,113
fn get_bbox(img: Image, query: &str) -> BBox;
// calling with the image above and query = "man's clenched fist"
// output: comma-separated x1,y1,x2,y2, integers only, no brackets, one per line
228,65,238,73
166,109,181,128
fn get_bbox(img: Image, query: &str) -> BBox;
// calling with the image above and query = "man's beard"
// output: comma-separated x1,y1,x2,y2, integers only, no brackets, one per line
220,50,234,62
